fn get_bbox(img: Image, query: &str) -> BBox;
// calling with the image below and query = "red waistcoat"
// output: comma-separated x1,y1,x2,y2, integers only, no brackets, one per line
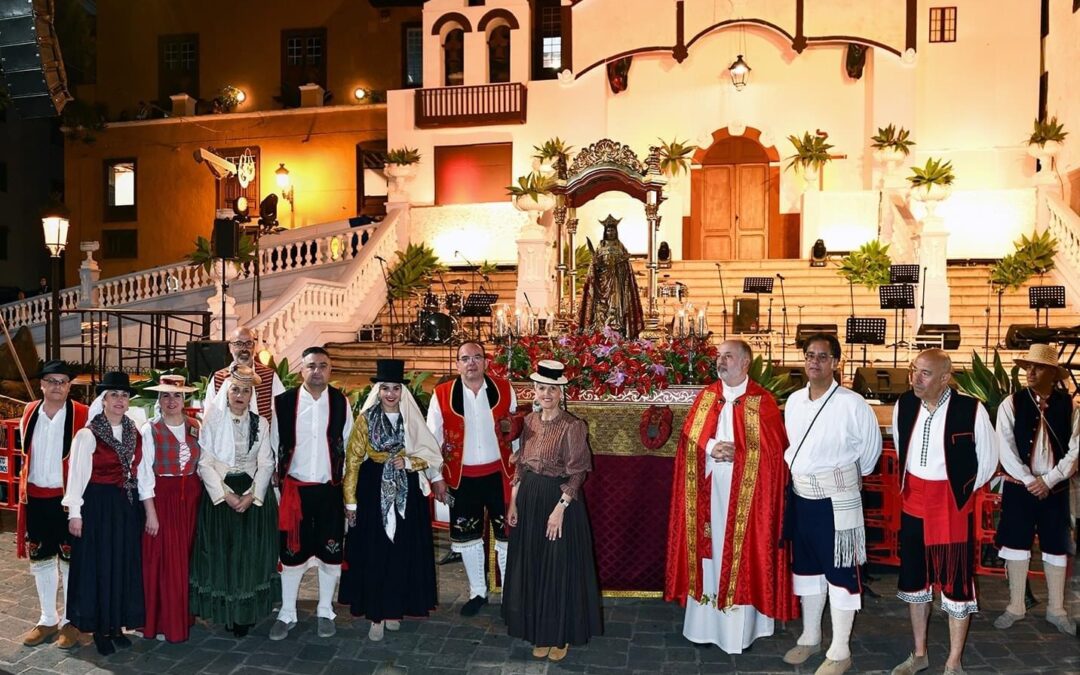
18,399,89,496
150,417,201,476
433,375,515,490
213,362,276,421
91,433,143,488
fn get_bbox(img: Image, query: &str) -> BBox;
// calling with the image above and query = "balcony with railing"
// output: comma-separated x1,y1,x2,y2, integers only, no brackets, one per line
414,82,527,129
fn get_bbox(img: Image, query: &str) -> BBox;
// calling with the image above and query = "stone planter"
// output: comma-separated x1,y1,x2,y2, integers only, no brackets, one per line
1027,140,1062,161
384,163,418,201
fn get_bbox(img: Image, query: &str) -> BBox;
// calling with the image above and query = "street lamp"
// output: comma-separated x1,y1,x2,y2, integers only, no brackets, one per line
41,211,70,360
728,54,751,90
275,163,295,210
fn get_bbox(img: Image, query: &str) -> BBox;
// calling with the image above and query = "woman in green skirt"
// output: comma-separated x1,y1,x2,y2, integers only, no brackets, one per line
190,366,280,637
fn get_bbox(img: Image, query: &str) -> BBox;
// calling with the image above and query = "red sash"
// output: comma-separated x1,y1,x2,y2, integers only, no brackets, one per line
278,476,323,554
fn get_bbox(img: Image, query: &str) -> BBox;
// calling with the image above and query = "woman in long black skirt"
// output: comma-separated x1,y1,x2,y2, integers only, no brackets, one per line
339,359,445,641
503,360,602,662
63,372,157,655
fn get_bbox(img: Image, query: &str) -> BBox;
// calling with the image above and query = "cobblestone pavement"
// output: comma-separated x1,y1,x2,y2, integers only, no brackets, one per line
0,516,1076,675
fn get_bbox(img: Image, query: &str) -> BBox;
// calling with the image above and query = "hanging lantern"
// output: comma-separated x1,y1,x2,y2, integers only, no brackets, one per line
728,54,751,90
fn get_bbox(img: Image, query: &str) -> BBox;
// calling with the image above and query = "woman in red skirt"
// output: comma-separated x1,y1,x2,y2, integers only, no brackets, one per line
140,374,202,642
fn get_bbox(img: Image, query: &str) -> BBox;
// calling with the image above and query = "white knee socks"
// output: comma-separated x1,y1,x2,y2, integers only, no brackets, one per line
798,593,827,646
1005,558,1029,617
495,539,508,583
30,558,59,627
826,606,855,661
277,564,306,624
1044,562,1067,617
59,560,70,627
455,541,487,599
316,562,340,620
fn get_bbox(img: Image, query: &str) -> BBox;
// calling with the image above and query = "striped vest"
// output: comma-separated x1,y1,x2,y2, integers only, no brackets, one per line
213,361,276,421
150,417,201,476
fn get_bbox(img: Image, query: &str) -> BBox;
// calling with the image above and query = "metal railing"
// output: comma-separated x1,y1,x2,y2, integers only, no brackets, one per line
414,82,527,128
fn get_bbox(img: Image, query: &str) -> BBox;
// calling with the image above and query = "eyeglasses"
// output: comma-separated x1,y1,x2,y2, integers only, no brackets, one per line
804,352,835,362
230,340,255,349
41,378,70,387
458,355,485,364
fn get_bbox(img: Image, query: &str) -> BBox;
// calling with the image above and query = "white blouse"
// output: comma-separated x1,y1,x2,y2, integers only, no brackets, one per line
198,412,274,506
62,424,156,520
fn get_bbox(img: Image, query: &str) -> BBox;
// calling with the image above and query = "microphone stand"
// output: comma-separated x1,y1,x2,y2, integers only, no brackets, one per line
456,251,481,294
983,277,992,360
715,263,728,341
375,256,396,358
777,274,788,366
919,266,928,326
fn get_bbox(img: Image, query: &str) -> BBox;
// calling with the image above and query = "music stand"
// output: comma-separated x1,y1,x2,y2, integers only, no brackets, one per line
889,264,920,284
1029,286,1065,328
845,317,887,371
743,277,775,361
461,292,499,341
880,284,916,367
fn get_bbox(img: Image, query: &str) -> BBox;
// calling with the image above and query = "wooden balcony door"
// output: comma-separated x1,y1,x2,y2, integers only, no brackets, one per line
691,164,768,260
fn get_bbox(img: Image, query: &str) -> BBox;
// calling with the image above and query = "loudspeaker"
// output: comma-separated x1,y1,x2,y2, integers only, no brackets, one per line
212,218,240,260
1005,324,1060,350
852,367,909,403
915,324,962,350
186,340,230,382
0,0,71,118
796,323,839,349
774,366,807,389
733,298,759,333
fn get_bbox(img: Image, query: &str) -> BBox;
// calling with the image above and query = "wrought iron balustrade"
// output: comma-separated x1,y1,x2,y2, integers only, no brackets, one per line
414,82,527,129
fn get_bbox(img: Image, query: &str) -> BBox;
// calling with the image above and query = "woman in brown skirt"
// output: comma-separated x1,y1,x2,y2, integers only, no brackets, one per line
503,360,602,661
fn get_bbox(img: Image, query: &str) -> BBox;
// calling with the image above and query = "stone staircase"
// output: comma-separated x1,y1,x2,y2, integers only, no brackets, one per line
325,259,1080,387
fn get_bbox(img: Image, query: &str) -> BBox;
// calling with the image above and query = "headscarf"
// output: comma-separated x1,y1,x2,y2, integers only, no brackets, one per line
84,390,147,503
359,384,443,541
200,376,261,467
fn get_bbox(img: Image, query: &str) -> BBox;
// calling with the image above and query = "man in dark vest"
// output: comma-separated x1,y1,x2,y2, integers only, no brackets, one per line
17,361,89,649
992,344,1077,636
269,346,354,641
205,326,284,422
890,349,999,675
426,342,517,616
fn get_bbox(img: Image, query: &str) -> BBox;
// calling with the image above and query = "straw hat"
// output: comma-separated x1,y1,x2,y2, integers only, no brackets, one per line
1014,343,1069,381
145,374,197,393
228,364,263,387
529,360,568,385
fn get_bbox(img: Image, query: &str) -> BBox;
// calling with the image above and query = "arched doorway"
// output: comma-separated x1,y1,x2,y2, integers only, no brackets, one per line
686,127,788,260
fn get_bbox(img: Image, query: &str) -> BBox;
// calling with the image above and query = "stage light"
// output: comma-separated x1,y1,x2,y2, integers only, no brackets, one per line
235,89,247,103
728,55,751,90
810,238,827,267
354,87,368,101
658,241,672,268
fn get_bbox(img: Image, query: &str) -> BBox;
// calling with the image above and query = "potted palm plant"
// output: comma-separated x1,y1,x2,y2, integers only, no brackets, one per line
532,137,573,175
871,124,915,164
1026,116,1068,160
907,157,954,202
507,172,557,212
786,131,833,187
385,146,421,179
657,138,698,179
836,240,892,290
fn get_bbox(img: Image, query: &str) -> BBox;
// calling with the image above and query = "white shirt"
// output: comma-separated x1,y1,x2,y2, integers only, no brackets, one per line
784,382,882,477
271,386,355,483
996,393,1080,489
427,379,518,465
139,421,192,475
703,378,749,468
891,395,998,489
24,404,67,489
62,424,156,520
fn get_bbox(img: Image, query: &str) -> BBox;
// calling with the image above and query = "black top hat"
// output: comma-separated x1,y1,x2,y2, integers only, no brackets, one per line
96,371,136,395
37,360,74,380
371,359,409,385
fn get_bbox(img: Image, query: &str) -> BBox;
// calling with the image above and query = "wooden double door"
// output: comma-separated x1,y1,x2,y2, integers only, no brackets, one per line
690,163,770,260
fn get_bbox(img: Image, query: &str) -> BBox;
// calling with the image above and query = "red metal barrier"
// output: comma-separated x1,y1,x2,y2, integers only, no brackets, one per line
0,419,22,510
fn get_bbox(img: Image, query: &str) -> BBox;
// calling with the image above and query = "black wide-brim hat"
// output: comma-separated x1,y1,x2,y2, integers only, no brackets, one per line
37,360,74,379
371,359,409,385
96,371,136,395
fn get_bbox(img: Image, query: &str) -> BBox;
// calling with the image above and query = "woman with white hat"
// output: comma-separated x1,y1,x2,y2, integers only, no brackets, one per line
189,365,279,638
140,374,202,643
63,372,157,655
502,360,602,662
339,359,443,642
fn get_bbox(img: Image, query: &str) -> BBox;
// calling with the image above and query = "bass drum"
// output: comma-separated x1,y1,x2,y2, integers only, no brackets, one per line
422,312,454,344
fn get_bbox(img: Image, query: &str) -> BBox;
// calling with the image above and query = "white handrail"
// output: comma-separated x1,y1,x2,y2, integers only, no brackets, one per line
0,220,377,331
1046,194,1080,303
249,209,405,361
887,192,919,264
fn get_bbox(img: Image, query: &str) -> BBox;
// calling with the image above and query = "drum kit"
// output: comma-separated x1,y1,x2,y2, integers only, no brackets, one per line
407,280,467,344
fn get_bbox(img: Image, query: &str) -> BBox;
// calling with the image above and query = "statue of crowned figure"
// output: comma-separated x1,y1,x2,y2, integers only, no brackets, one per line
578,215,645,339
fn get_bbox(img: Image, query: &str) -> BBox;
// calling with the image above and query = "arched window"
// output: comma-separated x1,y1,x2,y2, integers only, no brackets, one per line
443,28,465,86
487,25,511,83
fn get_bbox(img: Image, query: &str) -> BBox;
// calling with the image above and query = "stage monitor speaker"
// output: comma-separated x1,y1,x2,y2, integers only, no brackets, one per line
774,365,839,388
852,367,909,403
733,297,759,333
212,218,240,260
0,0,71,118
186,340,230,382
1004,324,1061,350
795,323,839,349
915,324,962,350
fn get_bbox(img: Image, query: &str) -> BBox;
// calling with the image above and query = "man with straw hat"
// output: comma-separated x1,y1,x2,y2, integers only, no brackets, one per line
993,343,1078,636
16,360,89,649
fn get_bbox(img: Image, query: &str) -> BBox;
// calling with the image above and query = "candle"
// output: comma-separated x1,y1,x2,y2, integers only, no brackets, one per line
676,309,686,338
697,310,707,336
514,308,522,336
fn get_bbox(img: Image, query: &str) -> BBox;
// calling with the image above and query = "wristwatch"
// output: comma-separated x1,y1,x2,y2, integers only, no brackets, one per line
558,497,571,508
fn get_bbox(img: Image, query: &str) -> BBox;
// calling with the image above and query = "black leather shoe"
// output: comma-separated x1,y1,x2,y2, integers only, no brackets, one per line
232,623,250,638
111,633,132,649
437,551,462,566
93,632,115,656
460,595,488,617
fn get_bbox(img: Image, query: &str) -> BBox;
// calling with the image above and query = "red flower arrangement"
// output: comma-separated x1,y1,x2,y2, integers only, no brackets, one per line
489,327,718,399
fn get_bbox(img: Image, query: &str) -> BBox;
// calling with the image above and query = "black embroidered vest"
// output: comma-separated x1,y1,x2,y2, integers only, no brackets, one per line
895,390,980,510
1011,388,1071,465
274,386,348,483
